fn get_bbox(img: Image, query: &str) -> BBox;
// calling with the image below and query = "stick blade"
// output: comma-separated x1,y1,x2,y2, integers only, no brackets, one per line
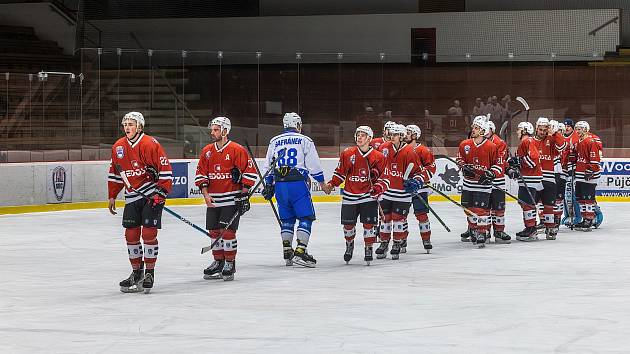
516,96,530,111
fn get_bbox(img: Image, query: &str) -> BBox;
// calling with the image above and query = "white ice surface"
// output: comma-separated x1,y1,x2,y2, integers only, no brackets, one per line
1,202,630,354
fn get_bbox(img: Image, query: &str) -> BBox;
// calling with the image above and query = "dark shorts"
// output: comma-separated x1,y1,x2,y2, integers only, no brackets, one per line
555,175,566,200
206,205,240,231
575,182,596,201
341,201,379,225
461,190,491,210
537,181,557,206
122,198,164,229
489,188,506,210
379,199,411,216
518,186,537,206
411,192,429,214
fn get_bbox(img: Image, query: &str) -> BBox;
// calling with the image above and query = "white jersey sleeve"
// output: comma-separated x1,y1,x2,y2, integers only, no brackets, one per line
264,131,325,183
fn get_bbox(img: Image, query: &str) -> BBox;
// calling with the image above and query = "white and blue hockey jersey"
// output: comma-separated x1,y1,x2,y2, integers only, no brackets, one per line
263,129,325,184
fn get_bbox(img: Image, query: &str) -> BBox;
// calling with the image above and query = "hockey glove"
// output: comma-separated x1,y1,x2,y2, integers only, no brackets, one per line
462,164,476,178
234,192,251,215
506,166,520,180
507,156,521,169
478,170,495,185
149,187,168,208
146,165,159,183
584,170,595,181
231,167,242,184
370,181,386,199
403,178,423,194
262,184,275,201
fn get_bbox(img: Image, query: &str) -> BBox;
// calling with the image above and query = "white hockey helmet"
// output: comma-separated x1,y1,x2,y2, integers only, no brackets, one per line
575,120,590,132
209,116,231,134
472,115,489,132
406,124,422,139
517,121,534,135
487,121,496,132
389,123,407,137
558,122,566,133
536,117,550,127
383,120,396,131
283,112,302,129
355,125,374,139
549,119,559,134
122,111,145,128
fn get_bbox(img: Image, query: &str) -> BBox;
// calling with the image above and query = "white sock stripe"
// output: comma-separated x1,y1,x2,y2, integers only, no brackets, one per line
418,221,431,232
543,214,555,223
223,239,238,251
143,244,159,259
127,244,143,259
343,227,357,238
392,220,406,232
363,227,378,237
523,210,537,220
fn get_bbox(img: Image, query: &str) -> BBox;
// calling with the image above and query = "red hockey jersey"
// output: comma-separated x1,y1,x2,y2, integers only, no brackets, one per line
328,146,386,205
516,136,542,190
108,132,173,203
533,132,565,183
487,133,507,187
195,141,257,207
413,143,436,193
378,141,426,202
456,138,501,193
575,135,602,184
370,137,386,150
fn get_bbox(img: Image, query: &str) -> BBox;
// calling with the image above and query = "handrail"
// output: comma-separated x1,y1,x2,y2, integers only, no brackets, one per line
128,32,203,128
589,16,619,36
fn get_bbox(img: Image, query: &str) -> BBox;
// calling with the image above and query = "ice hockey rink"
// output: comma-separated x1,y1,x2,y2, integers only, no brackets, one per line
1,201,629,354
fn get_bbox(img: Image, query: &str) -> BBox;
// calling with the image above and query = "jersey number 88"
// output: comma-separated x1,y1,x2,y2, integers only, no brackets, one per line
277,148,298,167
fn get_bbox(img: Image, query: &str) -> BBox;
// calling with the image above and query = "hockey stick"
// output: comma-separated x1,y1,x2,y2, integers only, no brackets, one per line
244,140,283,227
435,154,536,209
113,164,211,238
403,161,451,232
499,96,530,141
200,153,281,254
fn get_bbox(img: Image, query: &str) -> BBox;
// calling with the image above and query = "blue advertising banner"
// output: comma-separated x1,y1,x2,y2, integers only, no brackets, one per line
598,160,630,197
168,161,189,198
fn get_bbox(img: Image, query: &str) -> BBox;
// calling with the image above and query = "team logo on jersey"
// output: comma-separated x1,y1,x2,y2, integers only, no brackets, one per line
464,145,471,155
131,160,140,168
391,163,398,171
51,166,66,201
205,151,211,158
359,168,367,176
116,146,124,159
214,164,221,172
382,148,389,157
350,155,356,165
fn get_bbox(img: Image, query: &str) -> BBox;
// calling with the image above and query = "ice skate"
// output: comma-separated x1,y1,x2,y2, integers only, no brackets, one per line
142,269,154,293
222,261,235,281
475,231,486,248
574,219,593,232
283,240,294,266
203,259,225,280
422,239,432,254
364,246,373,265
292,247,317,268
390,241,402,260
460,229,472,242
545,227,558,240
535,221,545,234
400,239,407,254
493,231,512,244
516,227,539,242
344,240,354,264
119,269,144,293
375,241,389,259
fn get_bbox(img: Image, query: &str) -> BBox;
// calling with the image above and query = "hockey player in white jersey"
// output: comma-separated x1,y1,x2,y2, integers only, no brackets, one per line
262,112,330,267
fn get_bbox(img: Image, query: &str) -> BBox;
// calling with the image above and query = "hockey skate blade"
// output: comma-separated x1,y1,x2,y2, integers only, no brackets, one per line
291,258,316,268
143,288,152,294
477,243,486,248
120,285,144,293
222,275,234,281
516,236,539,242
203,274,222,280
285,259,293,266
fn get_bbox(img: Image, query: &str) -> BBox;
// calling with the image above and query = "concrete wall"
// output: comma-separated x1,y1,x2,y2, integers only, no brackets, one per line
91,9,620,63
0,2,76,54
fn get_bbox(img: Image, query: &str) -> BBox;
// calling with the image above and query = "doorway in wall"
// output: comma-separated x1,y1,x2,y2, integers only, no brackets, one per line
411,28,436,65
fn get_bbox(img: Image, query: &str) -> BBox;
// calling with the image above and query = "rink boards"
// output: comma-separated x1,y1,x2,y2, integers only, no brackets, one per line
1,157,629,214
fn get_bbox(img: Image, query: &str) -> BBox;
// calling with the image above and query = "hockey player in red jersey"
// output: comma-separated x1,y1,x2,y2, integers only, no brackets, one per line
456,116,502,247
108,111,173,293
195,117,257,281
573,121,602,231
325,126,386,265
549,119,568,231
370,121,394,150
404,124,437,253
483,120,511,243
531,117,566,240
370,124,427,259
506,122,542,241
